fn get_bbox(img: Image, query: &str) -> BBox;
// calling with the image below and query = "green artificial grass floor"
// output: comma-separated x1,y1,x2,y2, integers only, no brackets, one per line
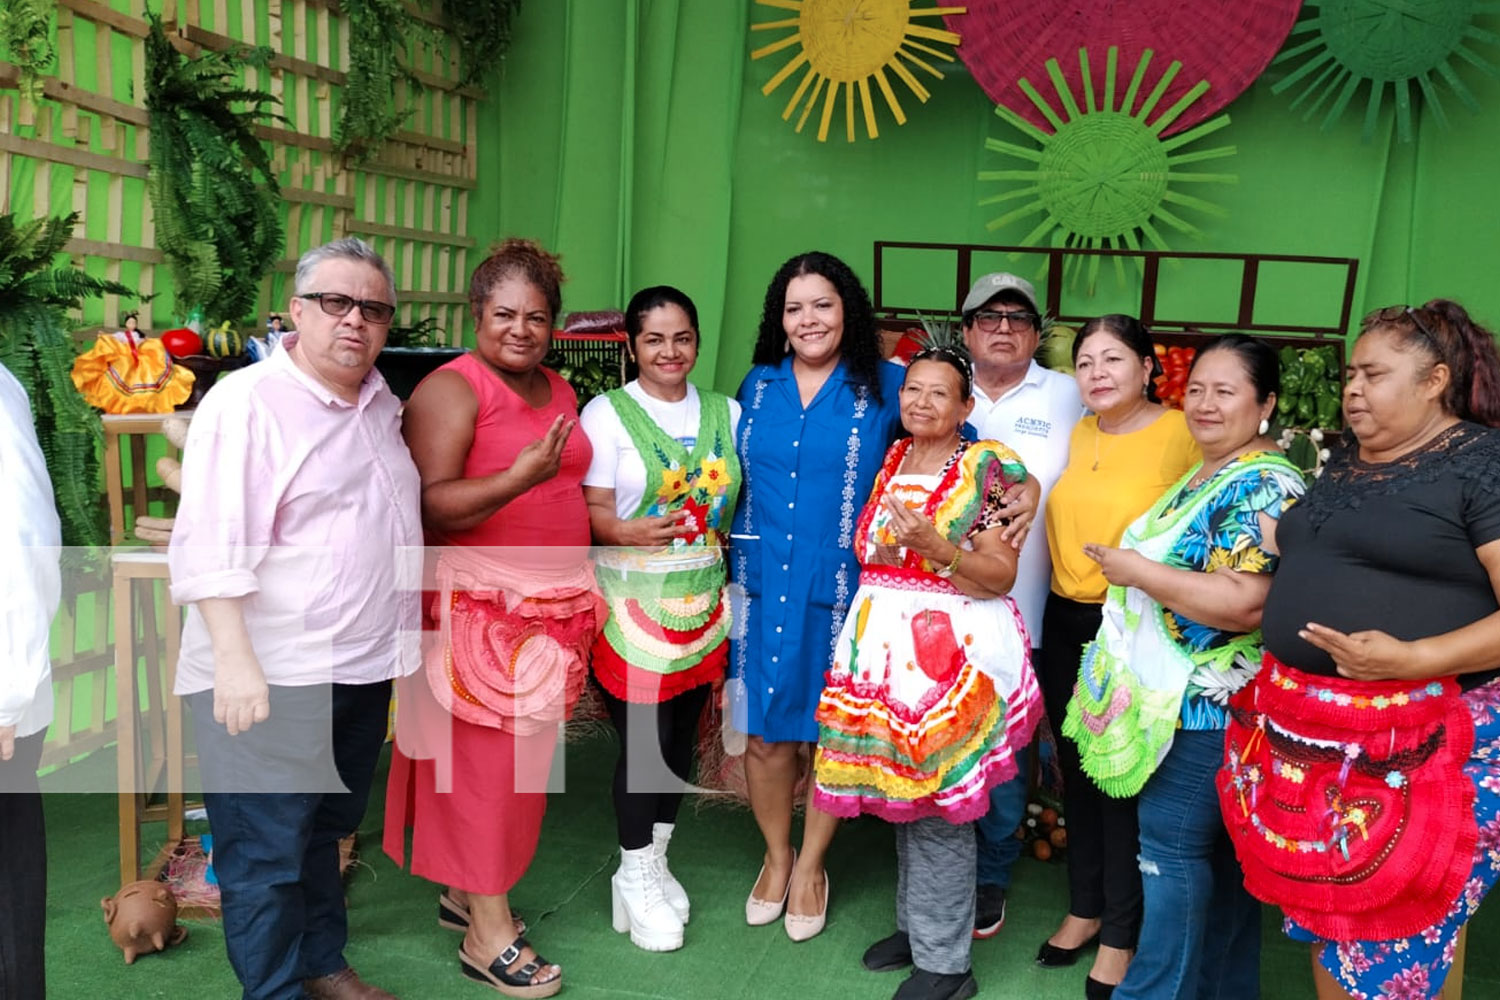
43,732,1500,998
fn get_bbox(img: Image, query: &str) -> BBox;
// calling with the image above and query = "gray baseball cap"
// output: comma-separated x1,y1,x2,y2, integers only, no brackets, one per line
961,272,1040,317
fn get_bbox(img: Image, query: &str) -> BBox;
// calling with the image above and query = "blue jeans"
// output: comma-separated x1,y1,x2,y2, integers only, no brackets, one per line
975,741,1030,889
189,681,391,1000
1115,729,1259,1000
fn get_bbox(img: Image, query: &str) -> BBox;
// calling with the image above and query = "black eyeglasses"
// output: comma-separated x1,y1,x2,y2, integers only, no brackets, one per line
298,292,396,325
972,309,1038,334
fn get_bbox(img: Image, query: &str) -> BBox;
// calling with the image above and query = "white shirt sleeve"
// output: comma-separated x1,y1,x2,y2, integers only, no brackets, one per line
0,366,62,734
167,380,278,605
728,397,743,448
579,394,622,491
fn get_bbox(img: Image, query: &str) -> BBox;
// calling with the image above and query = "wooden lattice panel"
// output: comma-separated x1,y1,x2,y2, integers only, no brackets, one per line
2,0,485,760
1,0,480,344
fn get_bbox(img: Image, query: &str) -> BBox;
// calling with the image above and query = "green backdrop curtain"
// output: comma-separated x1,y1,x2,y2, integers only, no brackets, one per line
469,2,1500,395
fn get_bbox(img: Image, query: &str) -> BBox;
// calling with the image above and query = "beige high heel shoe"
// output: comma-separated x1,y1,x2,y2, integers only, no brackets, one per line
745,850,794,926
784,869,829,942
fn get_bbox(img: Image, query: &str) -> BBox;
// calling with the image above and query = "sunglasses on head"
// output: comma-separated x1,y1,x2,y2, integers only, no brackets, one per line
1371,305,1441,353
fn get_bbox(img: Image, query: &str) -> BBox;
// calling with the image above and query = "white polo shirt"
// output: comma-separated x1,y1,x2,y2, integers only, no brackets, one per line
967,361,1083,647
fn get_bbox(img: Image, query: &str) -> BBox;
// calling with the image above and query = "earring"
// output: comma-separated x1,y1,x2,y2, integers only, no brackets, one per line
783,337,791,354
1258,418,1270,435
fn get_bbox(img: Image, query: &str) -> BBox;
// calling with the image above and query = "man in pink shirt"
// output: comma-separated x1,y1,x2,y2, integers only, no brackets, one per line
169,238,421,1000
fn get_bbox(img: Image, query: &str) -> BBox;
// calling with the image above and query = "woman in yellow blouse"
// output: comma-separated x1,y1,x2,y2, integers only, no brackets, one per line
1036,315,1200,998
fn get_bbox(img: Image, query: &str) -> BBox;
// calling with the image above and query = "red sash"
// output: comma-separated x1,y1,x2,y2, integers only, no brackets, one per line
1218,655,1477,941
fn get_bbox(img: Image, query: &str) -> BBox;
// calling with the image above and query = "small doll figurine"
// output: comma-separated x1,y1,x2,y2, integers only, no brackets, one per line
265,313,285,352
117,310,143,344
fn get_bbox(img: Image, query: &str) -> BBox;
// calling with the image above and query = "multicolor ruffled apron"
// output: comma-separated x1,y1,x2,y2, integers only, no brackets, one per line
1219,657,1478,941
1062,455,1291,798
591,389,740,703
812,439,1042,824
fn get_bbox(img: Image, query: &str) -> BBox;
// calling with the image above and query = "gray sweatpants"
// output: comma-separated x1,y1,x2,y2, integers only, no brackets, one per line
895,816,977,975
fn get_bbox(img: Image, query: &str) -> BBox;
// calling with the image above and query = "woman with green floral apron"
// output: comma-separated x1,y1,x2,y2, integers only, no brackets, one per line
579,286,741,953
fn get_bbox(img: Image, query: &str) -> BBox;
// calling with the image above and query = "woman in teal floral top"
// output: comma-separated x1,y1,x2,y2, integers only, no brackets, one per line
1063,335,1305,1000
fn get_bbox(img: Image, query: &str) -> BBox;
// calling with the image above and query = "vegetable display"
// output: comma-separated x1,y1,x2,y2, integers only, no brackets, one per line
545,351,619,407
1277,345,1342,429
1153,343,1197,409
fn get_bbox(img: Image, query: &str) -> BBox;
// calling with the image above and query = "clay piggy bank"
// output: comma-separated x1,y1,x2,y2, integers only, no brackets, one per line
101,880,188,964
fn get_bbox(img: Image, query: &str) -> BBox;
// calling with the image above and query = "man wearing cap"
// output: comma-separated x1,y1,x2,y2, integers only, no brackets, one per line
960,273,1084,940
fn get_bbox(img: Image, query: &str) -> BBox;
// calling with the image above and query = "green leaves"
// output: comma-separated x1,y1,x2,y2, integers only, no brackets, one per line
0,212,134,320
336,0,521,161
144,13,282,327
0,208,131,551
0,0,56,106
337,0,442,162
442,0,522,87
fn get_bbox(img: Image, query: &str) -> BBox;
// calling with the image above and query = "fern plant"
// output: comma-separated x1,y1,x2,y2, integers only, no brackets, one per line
0,212,134,551
144,13,282,329
0,0,55,107
337,0,441,162
441,0,522,86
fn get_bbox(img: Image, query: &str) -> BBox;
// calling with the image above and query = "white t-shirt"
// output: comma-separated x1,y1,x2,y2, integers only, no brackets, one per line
967,361,1084,646
580,380,742,518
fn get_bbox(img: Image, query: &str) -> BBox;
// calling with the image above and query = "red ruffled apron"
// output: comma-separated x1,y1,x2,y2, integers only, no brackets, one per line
1218,655,1478,940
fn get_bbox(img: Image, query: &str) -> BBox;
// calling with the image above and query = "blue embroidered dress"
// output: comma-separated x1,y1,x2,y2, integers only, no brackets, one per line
730,357,905,743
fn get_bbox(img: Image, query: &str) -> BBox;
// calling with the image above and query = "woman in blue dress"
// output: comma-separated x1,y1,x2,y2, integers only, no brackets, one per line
731,250,904,942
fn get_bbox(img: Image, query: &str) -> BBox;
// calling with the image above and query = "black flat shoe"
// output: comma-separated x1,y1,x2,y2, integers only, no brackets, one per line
1085,975,1117,1000
892,968,978,1000
1035,932,1099,967
973,886,1007,939
862,930,913,972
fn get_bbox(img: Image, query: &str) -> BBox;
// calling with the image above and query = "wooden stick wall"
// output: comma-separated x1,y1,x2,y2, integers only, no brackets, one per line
1,0,479,345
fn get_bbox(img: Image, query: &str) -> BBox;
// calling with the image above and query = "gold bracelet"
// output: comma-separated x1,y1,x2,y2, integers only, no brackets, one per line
940,546,963,578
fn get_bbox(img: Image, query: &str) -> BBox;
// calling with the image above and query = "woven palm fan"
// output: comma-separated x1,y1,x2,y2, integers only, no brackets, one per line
977,47,1238,290
751,0,968,142
947,0,1302,136
1271,0,1500,142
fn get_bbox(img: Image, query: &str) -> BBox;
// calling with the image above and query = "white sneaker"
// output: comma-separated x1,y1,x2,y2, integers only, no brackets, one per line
652,822,690,924
611,845,684,952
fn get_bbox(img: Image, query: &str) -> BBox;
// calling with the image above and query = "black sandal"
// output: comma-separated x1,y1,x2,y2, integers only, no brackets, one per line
459,937,561,998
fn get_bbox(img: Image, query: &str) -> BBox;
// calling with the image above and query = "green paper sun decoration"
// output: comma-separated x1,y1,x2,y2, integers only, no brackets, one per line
1272,0,1500,141
978,48,1238,288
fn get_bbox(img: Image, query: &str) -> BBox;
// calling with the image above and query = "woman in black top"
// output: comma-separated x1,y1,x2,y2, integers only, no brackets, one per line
1221,300,1500,1000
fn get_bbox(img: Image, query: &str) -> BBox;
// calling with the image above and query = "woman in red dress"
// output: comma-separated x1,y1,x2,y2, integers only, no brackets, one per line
384,239,598,997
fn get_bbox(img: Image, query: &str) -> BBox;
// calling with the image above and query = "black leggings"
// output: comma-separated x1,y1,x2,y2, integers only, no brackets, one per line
598,682,712,850
1040,593,1143,951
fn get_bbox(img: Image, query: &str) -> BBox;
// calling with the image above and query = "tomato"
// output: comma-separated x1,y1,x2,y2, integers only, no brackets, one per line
161,327,204,358
1154,343,1168,358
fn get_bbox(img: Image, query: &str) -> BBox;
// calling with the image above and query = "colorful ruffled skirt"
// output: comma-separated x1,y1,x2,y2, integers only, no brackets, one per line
812,567,1041,824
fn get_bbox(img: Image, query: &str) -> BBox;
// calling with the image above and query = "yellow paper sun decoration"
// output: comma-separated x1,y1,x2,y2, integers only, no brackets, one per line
751,0,966,142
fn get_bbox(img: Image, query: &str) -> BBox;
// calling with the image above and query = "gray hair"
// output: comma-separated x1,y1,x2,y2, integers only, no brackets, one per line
293,237,396,300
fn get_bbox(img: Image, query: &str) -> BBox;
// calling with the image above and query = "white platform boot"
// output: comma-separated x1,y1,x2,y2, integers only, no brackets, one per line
652,822,691,924
611,845,684,952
